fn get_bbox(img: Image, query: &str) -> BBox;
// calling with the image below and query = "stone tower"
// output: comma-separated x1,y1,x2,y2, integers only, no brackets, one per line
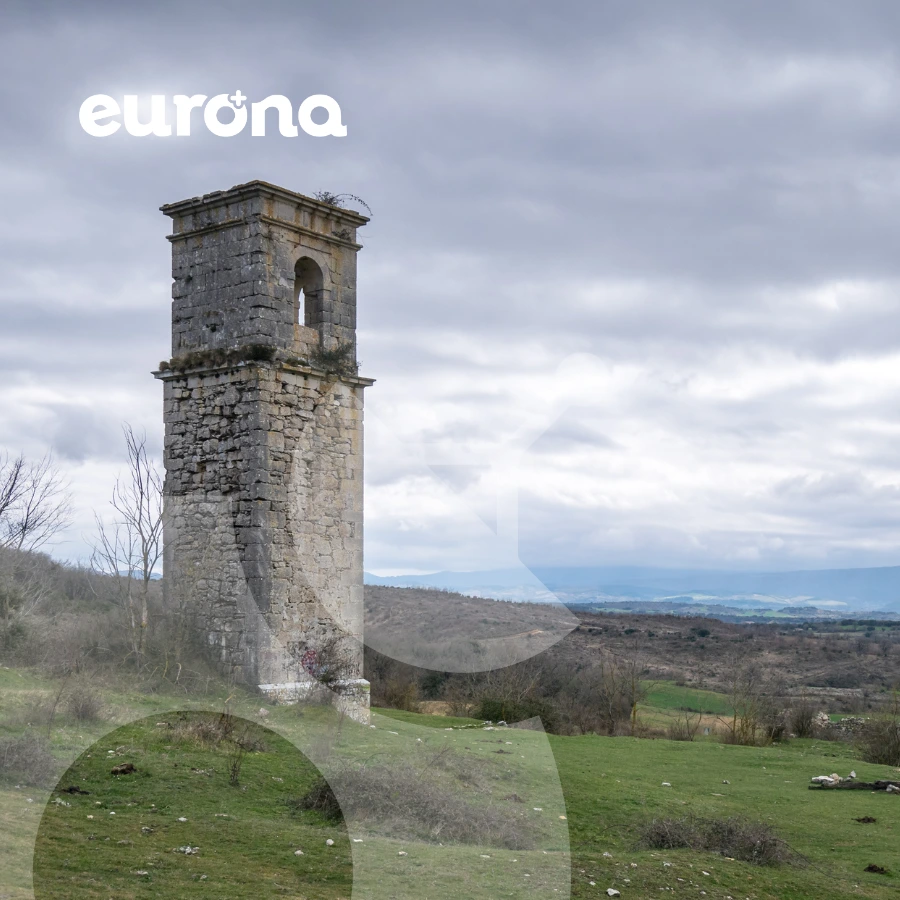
154,181,372,705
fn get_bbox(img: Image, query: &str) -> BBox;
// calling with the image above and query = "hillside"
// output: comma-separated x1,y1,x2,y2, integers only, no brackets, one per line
365,585,900,698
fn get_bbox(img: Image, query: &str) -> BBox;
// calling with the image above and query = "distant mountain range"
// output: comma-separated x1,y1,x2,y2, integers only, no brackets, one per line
364,564,900,614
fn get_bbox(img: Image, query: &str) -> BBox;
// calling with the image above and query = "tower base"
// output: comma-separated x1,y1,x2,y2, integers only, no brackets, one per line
258,678,371,724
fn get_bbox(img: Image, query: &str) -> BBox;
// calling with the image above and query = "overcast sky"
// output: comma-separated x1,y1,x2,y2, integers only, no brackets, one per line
5,1,900,574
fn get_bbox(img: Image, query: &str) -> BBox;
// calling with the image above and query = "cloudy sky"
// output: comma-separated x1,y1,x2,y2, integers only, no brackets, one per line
5,1,900,574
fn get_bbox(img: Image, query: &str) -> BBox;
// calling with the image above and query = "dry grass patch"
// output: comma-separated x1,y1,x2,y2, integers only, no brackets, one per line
293,750,534,849
638,815,801,866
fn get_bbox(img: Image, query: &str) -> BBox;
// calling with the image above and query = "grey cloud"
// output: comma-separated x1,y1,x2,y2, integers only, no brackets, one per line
4,2,900,570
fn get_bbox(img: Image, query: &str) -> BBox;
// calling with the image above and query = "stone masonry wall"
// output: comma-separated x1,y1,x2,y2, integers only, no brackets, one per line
165,183,365,359
157,182,371,692
160,360,365,686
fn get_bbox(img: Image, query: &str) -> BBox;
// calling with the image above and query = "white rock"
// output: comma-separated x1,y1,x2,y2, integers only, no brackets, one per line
294,849,304,856
661,782,672,787
325,839,334,846
607,890,621,897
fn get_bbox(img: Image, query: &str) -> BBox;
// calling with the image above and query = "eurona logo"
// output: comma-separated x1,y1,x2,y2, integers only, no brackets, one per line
79,91,346,137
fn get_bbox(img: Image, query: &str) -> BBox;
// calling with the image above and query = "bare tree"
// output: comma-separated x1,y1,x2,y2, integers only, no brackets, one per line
0,548,54,626
0,452,71,627
0,452,71,553
717,649,782,746
90,426,163,669
619,638,655,735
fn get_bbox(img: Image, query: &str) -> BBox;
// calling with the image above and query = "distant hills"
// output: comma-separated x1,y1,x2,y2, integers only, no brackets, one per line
364,564,900,615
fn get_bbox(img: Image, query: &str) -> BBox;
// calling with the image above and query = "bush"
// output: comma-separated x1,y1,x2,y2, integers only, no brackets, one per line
639,815,798,866
309,341,357,377
789,700,820,738
666,709,703,742
0,620,27,651
166,711,234,749
857,715,900,766
292,775,343,821
380,675,421,712
65,682,104,723
0,733,58,787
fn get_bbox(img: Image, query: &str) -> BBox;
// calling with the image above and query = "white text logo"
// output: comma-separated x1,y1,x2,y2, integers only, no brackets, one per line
79,91,346,137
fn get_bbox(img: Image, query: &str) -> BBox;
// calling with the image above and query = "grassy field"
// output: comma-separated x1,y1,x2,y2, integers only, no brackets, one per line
33,712,352,899
555,734,899,898
643,682,734,717
3,671,900,898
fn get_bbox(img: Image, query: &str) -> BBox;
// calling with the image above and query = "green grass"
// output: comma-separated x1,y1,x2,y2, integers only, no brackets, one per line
4,671,900,899
643,681,734,716
32,712,352,899
374,708,483,728
556,732,900,898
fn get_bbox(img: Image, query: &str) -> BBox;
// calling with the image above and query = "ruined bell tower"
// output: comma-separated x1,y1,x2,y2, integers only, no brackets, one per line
154,181,372,704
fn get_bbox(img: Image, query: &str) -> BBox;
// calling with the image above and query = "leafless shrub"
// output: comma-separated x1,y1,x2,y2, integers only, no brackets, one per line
290,633,359,688
444,682,477,718
639,815,799,866
857,702,900,767
292,775,343,821
294,756,532,849
717,652,783,746
227,731,247,786
667,707,704,742
0,732,59,787
789,699,820,738
380,674,421,712
65,681,105,723
167,711,233,749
